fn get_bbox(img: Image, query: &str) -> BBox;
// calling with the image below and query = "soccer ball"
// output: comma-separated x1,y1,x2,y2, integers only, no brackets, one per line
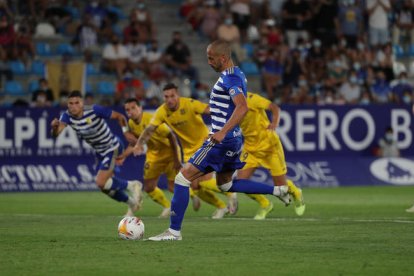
118,216,145,240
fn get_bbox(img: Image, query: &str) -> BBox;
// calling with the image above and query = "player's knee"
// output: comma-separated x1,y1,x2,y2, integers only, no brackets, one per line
175,172,191,187
218,181,233,192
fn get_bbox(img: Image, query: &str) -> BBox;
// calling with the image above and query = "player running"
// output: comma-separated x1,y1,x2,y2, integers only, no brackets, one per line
50,90,142,216
239,92,305,220
146,40,290,241
116,98,181,218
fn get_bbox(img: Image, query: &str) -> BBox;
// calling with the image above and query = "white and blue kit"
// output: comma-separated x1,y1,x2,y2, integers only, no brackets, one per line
60,105,121,172
189,66,247,173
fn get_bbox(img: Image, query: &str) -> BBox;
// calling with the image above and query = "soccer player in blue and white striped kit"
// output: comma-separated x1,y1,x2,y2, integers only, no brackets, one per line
51,90,142,216
148,40,290,241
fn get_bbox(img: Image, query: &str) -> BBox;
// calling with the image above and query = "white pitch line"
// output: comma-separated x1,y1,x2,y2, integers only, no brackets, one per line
1,213,414,224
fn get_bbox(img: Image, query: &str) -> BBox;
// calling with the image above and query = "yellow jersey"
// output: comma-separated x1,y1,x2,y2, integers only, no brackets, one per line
150,98,209,161
128,112,173,163
240,92,278,152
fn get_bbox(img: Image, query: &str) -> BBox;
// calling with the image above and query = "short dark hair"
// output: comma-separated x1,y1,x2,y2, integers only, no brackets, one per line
69,90,82,98
162,83,178,91
124,98,140,105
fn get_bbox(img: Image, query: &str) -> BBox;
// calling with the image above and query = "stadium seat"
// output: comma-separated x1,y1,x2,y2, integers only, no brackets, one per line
86,63,99,75
64,6,80,19
56,43,75,55
97,81,115,95
240,61,260,76
31,60,46,76
28,80,39,93
4,81,25,96
393,44,405,59
35,42,52,56
107,6,127,20
85,82,93,93
9,61,27,75
242,43,254,58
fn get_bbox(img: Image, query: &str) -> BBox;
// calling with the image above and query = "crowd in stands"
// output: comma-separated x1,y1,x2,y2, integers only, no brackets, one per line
0,0,413,108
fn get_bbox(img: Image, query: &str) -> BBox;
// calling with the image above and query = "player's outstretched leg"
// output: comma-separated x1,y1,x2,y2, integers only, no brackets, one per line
148,172,190,241
223,179,291,206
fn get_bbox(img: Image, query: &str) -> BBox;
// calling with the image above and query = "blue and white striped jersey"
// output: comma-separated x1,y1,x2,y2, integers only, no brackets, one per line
60,105,120,157
209,66,247,141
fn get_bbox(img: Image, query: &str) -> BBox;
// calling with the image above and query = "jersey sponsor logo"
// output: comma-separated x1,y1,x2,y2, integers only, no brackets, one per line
370,158,414,185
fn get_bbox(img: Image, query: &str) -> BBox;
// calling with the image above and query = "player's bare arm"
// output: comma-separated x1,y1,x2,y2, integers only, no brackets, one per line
210,93,248,144
167,132,182,171
267,102,280,130
111,110,128,131
50,118,66,138
133,124,157,155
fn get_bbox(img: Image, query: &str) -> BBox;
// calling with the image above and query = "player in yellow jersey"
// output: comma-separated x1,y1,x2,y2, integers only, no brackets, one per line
133,83,237,219
238,92,305,219
116,98,181,218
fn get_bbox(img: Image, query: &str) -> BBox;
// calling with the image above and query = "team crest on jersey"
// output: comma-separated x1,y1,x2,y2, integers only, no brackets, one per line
144,163,150,169
180,109,186,115
85,118,92,124
229,88,236,96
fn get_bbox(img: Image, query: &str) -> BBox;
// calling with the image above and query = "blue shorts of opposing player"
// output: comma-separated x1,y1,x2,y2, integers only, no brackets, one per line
189,137,245,173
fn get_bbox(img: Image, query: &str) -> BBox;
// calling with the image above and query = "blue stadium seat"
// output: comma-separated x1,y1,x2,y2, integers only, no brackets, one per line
9,61,27,75
97,81,115,95
107,6,127,20
85,82,93,93
408,44,414,57
393,44,405,59
56,43,75,55
28,80,40,93
242,43,254,58
35,42,52,56
31,60,45,76
240,61,260,76
86,63,99,75
4,81,25,96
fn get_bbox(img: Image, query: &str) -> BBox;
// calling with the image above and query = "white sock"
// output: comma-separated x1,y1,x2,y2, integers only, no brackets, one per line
273,186,281,196
168,228,181,236
127,197,136,206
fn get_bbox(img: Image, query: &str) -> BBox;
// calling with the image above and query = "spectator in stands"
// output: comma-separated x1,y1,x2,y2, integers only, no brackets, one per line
390,71,413,104
366,0,391,48
32,78,54,105
84,0,108,29
377,126,400,157
307,39,325,81
102,34,129,79
338,70,362,104
72,13,100,55
291,73,311,104
312,0,339,48
392,0,414,47
327,56,348,87
229,0,251,42
281,0,311,49
371,70,391,103
0,15,15,58
126,33,148,74
338,0,363,49
12,25,35,66
0,0,12,19
0,46,12,87
262,48,283,101
259,19,283,48
217,13,246,63
359,88,374,105
115,71,145,105
283,49,306,87
146,39,166,80
199,1,220,41
164,31,198,81
129,1,155,43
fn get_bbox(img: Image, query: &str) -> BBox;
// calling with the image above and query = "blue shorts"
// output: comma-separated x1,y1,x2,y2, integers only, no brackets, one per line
189,137,245,173
95,146,122,173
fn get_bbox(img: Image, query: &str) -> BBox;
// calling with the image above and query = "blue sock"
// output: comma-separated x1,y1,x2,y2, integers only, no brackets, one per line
111,177,128,190
106,190,128,202
170,184,190,231
230,179,274,194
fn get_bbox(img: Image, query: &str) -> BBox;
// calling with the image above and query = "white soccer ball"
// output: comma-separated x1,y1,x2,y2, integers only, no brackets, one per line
118,216,145,240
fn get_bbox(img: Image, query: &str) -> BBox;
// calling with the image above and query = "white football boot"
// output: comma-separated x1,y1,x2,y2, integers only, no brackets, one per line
148,229,182,241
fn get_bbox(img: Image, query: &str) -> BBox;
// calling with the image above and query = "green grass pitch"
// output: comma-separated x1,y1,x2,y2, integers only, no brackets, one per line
1,186,414,275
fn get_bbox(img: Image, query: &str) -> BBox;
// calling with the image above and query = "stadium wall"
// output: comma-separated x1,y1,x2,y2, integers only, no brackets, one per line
0,105,413,192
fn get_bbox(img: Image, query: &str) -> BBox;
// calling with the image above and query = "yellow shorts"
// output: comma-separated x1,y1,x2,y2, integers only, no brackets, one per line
241,138,287,176
143,160,177,181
